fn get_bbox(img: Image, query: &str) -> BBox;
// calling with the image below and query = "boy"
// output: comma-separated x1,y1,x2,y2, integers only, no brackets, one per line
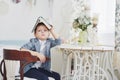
20,17,61,80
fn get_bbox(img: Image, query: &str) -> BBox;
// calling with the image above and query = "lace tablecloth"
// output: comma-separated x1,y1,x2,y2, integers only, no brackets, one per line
56,44,117,80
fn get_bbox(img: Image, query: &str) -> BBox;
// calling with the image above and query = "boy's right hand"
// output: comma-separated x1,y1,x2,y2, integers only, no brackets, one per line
33,52,46,63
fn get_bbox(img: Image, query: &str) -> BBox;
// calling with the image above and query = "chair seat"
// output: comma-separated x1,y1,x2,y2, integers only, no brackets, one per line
15,76,37,80
24,77,55,80
24,77,37,80
48,77,55,80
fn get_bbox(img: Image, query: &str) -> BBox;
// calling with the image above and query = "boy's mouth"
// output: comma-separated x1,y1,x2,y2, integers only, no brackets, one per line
41,34,45,36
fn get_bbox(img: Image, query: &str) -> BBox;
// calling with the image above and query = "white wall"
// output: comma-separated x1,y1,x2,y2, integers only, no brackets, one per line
91,0,115,46
52,0,73,40
53,0,115,46
0,0,51,40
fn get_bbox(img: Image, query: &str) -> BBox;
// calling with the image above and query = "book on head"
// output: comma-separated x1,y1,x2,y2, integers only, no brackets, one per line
32,16,52,32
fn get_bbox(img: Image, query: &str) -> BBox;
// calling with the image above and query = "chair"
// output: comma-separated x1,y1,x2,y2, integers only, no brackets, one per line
0,49,50,80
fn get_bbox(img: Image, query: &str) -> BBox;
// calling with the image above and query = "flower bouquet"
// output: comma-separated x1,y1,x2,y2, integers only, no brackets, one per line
72,11,92,44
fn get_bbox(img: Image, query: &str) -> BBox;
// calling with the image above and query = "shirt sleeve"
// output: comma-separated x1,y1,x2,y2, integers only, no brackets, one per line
50,38,62,48
20,39,35,51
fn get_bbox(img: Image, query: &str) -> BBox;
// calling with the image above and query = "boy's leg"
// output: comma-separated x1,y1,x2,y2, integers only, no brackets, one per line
24,68,49,80
50,71,61,80
38,68,61,80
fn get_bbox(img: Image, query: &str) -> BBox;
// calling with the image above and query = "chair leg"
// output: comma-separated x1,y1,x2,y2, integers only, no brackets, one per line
3,61,7,80
20,61,24,80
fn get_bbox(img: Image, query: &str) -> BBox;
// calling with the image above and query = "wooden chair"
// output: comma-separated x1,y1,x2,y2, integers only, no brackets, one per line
0,49,50,80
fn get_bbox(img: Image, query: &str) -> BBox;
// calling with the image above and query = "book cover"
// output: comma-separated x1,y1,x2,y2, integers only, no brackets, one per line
32,16,52,32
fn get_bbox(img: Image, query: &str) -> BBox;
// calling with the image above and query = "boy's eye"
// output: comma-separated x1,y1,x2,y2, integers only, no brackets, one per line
38,30,42,32
44,30,47,31
38,30,48,32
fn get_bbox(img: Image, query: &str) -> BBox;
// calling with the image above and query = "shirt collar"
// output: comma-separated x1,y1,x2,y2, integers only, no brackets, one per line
39,40,46,45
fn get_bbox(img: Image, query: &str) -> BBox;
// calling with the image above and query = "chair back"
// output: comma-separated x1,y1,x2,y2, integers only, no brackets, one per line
0,49,41,80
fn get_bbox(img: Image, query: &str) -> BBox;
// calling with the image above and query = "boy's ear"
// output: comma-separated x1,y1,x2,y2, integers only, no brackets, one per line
34,33,37,37
48,32,50,37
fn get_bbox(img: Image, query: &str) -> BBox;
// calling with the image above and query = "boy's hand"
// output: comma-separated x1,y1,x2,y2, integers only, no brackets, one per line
49,25,53,32
33,52,46,63
20,48,46,63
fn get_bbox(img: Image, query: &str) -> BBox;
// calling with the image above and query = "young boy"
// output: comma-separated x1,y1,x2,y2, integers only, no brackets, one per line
20,18,61,80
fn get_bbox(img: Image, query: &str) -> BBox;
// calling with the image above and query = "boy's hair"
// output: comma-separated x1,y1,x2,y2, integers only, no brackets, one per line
34,22,48,33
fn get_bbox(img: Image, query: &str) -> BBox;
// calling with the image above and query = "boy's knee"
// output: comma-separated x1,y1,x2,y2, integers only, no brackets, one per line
39,75,49,80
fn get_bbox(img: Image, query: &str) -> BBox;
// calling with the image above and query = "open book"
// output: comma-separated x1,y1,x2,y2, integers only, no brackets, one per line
32,16,52,32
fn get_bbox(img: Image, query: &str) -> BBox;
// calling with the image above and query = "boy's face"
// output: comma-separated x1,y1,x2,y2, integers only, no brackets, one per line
34,25,49,40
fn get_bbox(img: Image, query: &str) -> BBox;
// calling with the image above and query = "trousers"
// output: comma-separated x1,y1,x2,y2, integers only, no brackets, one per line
24,68,60,80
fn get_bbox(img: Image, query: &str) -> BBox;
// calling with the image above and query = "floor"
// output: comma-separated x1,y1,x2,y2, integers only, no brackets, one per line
0,67,120,80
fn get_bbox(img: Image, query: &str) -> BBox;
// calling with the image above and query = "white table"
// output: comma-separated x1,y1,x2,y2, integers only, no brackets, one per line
58,44,117,80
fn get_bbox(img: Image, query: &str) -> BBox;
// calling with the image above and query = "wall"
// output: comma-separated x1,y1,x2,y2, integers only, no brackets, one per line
0,0,51,40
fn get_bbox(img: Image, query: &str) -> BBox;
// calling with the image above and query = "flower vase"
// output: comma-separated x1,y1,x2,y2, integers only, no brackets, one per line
78,30,88,45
